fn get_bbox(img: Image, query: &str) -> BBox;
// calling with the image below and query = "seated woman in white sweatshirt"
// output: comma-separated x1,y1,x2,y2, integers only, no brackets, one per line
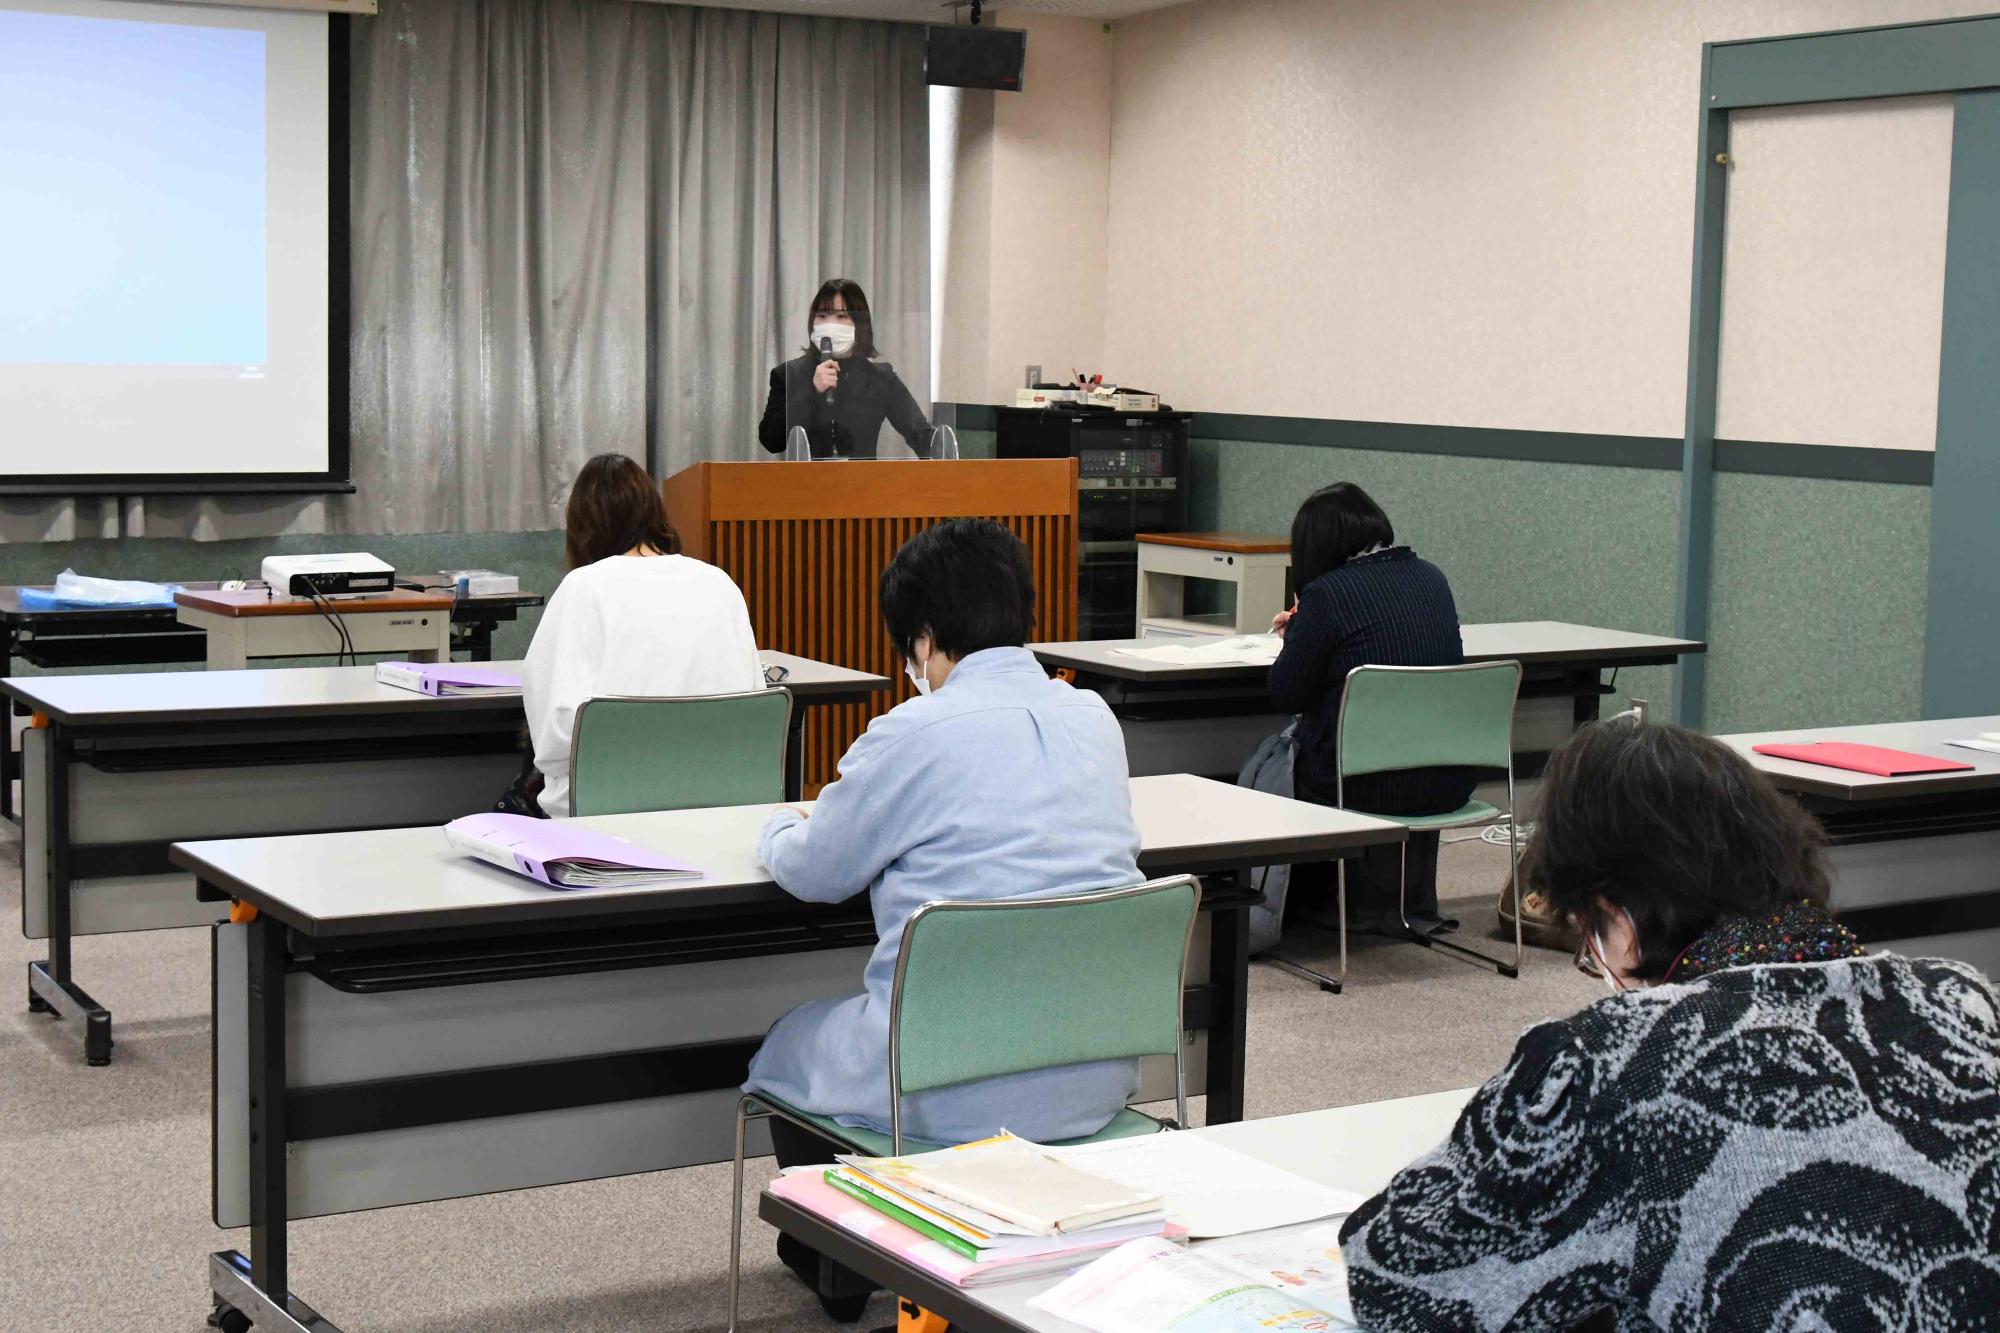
522,453,765,816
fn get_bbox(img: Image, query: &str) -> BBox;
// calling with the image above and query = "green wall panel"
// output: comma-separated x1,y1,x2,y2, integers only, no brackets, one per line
1191,440,1932,733
1706,471,1930,734
1191,438,1683,721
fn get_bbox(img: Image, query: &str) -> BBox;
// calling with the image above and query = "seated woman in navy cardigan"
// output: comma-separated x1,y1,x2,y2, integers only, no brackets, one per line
1268,482,1470,936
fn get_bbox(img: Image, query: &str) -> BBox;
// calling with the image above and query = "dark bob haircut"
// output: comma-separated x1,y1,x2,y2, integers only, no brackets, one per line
879,518,1036,663
1520,717,1831,983
802,277,877,361
564,453,681,570
1290,482,1395,589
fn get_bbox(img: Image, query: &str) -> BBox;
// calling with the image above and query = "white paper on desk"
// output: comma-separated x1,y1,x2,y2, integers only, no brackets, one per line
1053,1134,1365,1238
1201,1221,1358,1326
1029,1236,1354,1333
1112,635,1282,667
1944,738,2000,756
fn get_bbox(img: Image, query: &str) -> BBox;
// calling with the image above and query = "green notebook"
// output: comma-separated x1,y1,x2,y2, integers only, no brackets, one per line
823,1170,981,1261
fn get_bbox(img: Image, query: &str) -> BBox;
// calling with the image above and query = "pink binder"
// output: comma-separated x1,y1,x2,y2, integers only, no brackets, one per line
1751,742,1973,778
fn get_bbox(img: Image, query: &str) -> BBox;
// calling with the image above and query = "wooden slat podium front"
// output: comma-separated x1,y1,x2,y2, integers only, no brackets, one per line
663,459,1079,793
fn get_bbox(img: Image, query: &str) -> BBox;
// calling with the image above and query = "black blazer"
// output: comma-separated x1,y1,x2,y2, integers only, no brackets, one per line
1267,546,1474,816
758,354,933,459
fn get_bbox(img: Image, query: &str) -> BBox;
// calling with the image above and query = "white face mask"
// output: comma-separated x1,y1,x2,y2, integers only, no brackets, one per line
811,320,856,359
904,644,933,696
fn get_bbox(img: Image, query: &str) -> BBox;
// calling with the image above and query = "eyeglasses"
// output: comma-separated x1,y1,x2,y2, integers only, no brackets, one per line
1572,923,1605,979
762,663,790,685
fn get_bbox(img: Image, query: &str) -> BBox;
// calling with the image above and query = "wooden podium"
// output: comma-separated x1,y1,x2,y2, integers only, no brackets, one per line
664,459,1079,792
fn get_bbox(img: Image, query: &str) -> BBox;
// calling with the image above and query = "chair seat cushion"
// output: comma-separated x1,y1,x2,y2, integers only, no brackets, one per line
1365,799,1501,832
755,1098,1170,1159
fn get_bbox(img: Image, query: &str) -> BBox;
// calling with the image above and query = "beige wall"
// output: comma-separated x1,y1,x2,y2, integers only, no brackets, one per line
935,14,1114,404
1714,95,1953,451
1089,0,1985,441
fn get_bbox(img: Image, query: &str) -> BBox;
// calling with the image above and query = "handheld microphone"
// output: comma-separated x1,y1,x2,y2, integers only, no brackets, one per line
819,336,836,411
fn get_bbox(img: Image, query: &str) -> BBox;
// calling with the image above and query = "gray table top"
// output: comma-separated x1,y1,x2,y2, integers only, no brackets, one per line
168,773,1406,938
1030,620,1706,684
1721,715,2000,801
0,650,890,726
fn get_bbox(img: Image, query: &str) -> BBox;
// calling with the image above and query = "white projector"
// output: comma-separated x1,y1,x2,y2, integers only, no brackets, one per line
260,552,396,598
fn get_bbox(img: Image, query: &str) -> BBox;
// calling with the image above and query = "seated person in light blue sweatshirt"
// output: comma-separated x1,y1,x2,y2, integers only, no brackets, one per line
743,517,1145,1319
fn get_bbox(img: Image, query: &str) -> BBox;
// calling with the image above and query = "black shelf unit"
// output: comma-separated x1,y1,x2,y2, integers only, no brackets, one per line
996,406,1191,640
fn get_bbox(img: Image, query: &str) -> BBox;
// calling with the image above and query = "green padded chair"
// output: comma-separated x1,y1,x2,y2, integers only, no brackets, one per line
724,874,1202,1332
568,688,792,816
1268,660,1524,994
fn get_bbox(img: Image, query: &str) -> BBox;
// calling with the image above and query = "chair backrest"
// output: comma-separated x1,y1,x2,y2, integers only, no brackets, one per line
569,688,792,816
888,876,1200,1143
1336,661,1523,779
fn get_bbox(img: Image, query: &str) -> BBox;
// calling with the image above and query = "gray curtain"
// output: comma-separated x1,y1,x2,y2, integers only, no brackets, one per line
5,0,929,540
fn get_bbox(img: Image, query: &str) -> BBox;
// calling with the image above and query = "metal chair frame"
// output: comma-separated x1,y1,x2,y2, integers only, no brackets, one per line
1267,660,1525,994
725,875,1201,1331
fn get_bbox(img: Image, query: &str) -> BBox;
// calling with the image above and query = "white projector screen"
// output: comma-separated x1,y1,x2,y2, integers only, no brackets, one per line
0,0,341,492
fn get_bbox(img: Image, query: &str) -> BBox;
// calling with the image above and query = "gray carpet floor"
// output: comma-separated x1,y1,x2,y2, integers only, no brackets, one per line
1,825,1595,1332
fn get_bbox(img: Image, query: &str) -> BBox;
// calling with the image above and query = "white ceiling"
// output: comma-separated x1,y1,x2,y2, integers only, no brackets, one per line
630,0,1195,23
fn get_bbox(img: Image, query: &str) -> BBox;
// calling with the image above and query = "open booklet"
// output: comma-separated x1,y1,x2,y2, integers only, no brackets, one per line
1030,1228,1360,1333
442,813,703,889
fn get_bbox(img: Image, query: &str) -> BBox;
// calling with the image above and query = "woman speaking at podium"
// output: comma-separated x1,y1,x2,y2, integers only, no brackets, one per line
758,278,933,459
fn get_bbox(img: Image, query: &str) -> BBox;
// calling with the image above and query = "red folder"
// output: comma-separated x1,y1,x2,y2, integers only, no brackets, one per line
1751,742,1973,777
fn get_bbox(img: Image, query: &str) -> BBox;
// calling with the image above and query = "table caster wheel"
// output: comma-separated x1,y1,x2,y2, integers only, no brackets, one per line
209,1306,252,1332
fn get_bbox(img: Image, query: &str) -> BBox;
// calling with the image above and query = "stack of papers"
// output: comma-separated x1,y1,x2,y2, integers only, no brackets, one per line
442,813,704,889
770,1130,1371,1300
1945,731,2000,757
376,661,523,697
1113,635,1282,667
801,1133,1172,1287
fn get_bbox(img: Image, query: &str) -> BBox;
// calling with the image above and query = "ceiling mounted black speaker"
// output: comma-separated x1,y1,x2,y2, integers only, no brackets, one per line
925,24,1026,92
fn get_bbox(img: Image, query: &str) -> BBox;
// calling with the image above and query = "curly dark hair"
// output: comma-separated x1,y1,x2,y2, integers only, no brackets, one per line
1520,717,1831,981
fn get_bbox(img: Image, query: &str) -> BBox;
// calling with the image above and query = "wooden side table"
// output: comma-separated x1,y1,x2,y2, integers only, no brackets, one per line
1135,532,1291,636
174,588,455,669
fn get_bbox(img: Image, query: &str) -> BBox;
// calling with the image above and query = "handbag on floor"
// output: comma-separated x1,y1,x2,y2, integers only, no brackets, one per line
494,740,548,818
1496,867,1568,949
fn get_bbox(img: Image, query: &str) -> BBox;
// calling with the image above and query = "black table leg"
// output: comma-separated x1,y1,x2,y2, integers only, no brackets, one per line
1573,668,1604,728
1204,884,1250,1125
3,637,15,822
209,912,342,1332
784,708,806,802
26,720,112,1065
249,913,289,1297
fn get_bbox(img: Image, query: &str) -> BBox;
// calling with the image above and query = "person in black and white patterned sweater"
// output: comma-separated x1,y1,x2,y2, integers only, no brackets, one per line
1339,718,2000,1332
